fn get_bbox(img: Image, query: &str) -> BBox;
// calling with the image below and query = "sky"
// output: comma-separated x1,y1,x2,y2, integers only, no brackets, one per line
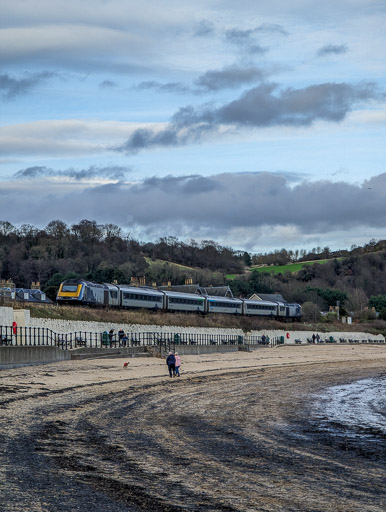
1,0,386,254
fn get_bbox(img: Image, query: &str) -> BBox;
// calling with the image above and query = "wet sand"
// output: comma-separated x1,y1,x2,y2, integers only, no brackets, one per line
1,345,385,511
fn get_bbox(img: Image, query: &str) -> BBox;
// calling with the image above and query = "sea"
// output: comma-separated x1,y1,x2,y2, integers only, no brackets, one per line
309,375,386,455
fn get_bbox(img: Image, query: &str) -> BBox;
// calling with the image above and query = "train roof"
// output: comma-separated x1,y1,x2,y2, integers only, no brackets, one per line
117,285,164,296
159,284,234,297
162,290,205,300
206,295,242,303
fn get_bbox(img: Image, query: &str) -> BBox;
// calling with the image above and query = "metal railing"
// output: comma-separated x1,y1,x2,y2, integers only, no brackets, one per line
0,325,291,350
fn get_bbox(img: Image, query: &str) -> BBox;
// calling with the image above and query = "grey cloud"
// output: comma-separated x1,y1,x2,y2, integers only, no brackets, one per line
0,71,54,99
99,79,118,88
116,81,379,152
225,28,267,55
1,172,386,241
253,23,289,36
195,66,266,91
134,66,267,96
224,23,287,55
133,81,189,93
13,165,129,180
137,175,219,195
317,44,348,57
215,82,376,126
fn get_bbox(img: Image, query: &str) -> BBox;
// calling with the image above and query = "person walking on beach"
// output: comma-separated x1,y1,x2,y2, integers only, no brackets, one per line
312,333,316,344
316,333,320,344
166,351,176,378
175,352,181,377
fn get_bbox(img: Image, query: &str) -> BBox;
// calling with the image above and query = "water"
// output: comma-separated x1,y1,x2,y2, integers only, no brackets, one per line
310,375,386,445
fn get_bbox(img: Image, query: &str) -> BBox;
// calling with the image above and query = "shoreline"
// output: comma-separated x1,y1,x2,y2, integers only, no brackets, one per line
1,345,385,511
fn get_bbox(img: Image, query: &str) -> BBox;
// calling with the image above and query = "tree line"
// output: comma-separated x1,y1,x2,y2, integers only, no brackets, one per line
0,220,243,298
1,219,386,323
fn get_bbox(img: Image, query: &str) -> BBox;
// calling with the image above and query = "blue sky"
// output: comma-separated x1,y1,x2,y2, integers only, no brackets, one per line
1,0,386,253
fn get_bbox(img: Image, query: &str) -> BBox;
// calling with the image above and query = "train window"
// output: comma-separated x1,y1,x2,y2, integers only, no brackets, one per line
62,285,79,292
109,291,118,299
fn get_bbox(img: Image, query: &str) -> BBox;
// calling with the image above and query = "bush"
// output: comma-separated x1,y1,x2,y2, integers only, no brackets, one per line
322,312,338,323
356,309,377,321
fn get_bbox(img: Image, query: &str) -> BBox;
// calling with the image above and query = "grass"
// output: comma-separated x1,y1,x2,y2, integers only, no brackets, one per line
145,257,197,272
251,259,331,275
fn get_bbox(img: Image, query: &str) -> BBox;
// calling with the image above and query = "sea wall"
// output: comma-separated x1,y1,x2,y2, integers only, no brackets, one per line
0,346,71,368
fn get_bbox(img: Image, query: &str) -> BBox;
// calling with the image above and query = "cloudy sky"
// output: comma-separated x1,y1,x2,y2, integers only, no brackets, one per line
1,0,386,253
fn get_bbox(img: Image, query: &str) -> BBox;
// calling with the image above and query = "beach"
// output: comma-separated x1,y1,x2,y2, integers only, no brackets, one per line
1,345,385,511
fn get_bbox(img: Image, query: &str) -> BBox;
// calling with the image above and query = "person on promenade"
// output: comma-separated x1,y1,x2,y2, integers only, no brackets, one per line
118,328,125,344
312,333,316,344
109,328,114,343
261,334,266,345
316,333,320,343
166,351,176,378
175,352,181,377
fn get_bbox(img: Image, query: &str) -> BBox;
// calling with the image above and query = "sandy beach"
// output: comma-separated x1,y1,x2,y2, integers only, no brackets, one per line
1,344,385,511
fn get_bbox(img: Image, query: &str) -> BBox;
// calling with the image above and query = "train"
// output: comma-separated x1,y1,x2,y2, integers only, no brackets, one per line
56,278,302,320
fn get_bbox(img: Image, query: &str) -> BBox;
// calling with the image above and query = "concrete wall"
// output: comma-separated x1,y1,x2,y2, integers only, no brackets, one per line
0,346,71,368
13,309,30,328
0,306,13,326
247,329,385,344
29,317,244,338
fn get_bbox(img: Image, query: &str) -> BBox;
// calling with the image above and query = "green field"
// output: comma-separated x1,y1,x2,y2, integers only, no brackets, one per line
251,259,330,275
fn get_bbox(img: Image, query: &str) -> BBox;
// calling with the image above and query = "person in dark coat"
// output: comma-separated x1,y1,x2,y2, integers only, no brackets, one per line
166,351,176,378
118,328,125,345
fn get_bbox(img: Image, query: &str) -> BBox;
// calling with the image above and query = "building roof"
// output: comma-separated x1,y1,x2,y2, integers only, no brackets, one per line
15,288,53,304
249,293,285,303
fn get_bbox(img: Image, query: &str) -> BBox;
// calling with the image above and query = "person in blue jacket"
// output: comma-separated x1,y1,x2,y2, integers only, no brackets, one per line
166,351,176,378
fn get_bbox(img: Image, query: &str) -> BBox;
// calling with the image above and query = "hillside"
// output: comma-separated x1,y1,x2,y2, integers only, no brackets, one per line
1,220,386,334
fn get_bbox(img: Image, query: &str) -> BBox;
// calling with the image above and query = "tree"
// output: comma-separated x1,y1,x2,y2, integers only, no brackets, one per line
301,302,321,322
369,295,386,312
347,288,368,313
45,220,70,239
0,221,16,237
306,287,347,308
379,307,386,321
243,251,252,267
71,220,102,243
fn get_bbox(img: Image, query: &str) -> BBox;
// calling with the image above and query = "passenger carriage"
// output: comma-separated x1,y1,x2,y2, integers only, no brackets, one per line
206,296,243,315
242,299,278,317
163,290,206,313
119,285,164,310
